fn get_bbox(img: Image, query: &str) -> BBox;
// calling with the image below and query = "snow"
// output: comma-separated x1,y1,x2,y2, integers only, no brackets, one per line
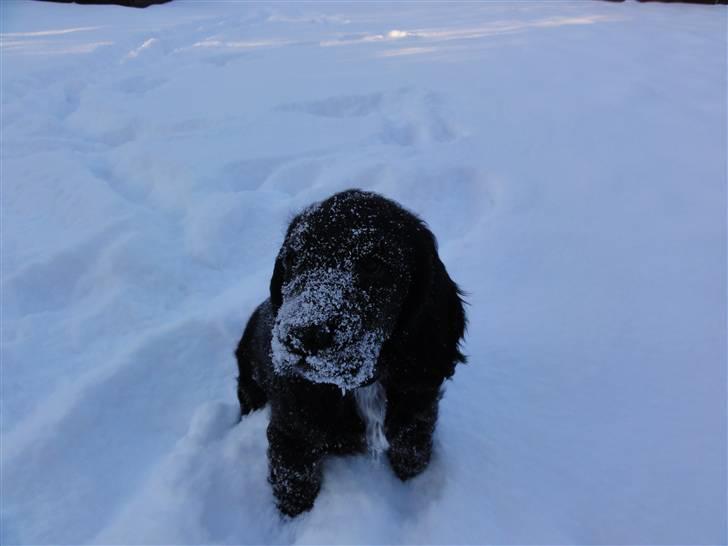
1,0,725,544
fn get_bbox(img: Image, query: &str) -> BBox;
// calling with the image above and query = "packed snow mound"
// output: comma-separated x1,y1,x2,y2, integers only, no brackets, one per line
1,1,725,544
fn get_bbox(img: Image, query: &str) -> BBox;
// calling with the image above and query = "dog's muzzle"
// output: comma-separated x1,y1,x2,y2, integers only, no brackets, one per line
270,269,385,391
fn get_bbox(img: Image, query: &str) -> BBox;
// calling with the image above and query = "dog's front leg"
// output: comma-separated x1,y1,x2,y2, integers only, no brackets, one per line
384,387,440,481
267,424,323,517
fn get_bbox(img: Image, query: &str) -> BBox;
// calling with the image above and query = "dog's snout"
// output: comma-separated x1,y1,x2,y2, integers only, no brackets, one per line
290,323,334,355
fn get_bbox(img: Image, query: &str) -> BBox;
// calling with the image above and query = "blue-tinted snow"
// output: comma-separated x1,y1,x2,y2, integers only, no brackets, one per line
1,1,725,544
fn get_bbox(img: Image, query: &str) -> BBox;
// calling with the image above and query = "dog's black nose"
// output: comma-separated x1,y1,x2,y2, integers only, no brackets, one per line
291,324,334,355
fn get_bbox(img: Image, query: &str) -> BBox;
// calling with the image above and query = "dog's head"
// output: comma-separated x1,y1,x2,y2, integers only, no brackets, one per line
269,189,437,391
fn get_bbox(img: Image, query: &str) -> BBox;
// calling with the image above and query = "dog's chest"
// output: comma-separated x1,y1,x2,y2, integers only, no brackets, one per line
353,382,389,456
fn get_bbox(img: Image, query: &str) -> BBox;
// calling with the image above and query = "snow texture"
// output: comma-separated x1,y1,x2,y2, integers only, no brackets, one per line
1,0,726,544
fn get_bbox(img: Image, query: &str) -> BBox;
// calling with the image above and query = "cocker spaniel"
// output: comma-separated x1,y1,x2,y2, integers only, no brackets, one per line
235,189,466,516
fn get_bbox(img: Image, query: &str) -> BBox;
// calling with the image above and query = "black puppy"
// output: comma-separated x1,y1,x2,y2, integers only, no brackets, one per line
235,189,466,516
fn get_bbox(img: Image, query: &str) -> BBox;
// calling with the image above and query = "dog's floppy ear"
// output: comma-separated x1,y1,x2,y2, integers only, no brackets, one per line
398,220,437,332
269,251,285,308
398,219,466,372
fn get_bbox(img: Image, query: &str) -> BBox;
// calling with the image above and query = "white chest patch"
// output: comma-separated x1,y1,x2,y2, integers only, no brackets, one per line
353,381,389,457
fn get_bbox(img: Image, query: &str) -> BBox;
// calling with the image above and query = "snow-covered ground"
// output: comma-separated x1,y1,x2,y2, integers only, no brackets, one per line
1,1,726,544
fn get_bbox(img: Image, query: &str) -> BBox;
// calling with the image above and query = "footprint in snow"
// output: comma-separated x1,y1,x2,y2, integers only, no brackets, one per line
276,88,461,147
277,92,384,118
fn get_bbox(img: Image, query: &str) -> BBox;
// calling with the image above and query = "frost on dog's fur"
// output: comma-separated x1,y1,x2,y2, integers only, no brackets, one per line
271,268,385,391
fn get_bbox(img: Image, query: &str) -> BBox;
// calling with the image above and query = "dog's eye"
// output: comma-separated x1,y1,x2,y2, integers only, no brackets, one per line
357,257,387,281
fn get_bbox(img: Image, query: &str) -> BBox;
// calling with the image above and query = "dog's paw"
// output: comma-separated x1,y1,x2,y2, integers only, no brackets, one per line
276,488,318,517
387,440,432,481
269,460,322,517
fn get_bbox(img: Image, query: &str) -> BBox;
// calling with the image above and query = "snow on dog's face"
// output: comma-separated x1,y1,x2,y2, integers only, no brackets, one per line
269,190,421,391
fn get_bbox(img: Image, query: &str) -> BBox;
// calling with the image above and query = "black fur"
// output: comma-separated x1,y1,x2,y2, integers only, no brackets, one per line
235,189,466,516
